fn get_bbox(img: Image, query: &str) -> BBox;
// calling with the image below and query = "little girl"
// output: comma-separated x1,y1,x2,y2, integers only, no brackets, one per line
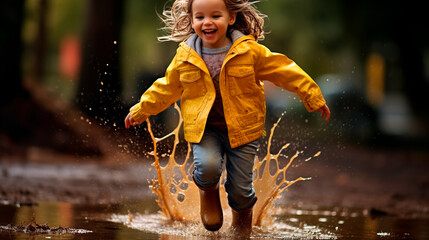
125,0,330,234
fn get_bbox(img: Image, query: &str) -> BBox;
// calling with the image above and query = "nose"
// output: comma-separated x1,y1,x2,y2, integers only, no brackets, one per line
203,18,213,26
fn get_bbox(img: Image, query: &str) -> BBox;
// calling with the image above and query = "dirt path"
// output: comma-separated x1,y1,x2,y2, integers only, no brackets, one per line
0,159,155,205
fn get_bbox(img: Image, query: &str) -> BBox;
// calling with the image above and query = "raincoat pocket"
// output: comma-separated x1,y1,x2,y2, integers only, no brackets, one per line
179,69,207,99
237,111,259,127
227,65,256,96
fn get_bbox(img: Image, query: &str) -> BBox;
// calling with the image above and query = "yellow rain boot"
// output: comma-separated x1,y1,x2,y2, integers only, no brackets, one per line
194,177,223,231
231,206,253,236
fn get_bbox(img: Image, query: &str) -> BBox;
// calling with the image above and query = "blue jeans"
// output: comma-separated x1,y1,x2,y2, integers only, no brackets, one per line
192,125,259,210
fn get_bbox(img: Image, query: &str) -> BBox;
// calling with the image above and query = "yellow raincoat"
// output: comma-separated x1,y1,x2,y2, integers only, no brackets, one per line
130,33,326,148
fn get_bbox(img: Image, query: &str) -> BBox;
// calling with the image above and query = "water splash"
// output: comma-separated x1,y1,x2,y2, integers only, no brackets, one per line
146,103,199,222
110,213,336,239
145,103,319,226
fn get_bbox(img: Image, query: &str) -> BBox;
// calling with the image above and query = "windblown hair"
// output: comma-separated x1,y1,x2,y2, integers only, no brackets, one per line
158,0,267,42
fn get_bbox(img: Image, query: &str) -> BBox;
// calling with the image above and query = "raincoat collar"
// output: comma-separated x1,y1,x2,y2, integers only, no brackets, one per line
184,33,203,57
178,30,252,63
184,30,246,56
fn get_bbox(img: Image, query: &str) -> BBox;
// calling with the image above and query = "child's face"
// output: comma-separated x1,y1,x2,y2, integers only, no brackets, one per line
191,0,236,49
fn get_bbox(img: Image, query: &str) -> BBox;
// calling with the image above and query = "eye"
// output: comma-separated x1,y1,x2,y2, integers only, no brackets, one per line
213,15,221,19
194,16,204,20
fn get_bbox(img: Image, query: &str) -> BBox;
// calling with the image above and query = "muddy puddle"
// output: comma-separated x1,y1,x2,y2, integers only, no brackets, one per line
1,201,428,239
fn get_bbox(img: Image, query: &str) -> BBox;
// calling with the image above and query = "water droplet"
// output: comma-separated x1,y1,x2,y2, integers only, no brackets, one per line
377,232,390,236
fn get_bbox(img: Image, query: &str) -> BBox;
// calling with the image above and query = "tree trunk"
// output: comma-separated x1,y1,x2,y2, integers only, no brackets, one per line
33,0,49,83
0,0,27,103
76,0,125,126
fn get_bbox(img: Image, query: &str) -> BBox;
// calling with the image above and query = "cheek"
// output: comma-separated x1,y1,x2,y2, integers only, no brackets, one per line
191,20,200,30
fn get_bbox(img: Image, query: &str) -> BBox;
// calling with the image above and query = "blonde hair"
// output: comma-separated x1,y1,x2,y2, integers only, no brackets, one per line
158,0,267,42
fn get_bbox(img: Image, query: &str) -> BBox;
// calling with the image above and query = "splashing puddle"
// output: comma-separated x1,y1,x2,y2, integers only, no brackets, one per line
109,212,336,239
1,201,428,239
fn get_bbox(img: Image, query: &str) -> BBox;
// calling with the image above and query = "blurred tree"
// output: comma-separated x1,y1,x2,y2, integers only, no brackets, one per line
0,0,27,102
76,0,125,126
33,0,48,83
0,0,102,158
121,0,177,103
340,0,428,114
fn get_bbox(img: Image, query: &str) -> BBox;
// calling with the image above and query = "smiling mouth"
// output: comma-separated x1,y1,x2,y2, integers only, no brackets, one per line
202,29,217,34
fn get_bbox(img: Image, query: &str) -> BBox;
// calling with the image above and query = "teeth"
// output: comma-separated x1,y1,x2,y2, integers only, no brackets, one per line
203,30,216,33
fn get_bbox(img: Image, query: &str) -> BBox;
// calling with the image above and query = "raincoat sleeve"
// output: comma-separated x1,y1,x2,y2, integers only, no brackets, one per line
254,43,326,112
129,57,183,124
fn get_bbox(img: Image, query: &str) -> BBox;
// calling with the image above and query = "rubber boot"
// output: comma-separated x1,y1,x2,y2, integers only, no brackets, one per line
231,206,253,236
193,177,223,231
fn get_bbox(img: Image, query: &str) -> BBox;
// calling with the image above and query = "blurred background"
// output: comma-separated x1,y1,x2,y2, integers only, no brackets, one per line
1,1,429,238
0,0,428,160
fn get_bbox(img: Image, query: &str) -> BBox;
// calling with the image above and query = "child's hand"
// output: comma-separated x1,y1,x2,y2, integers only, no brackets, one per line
317,104,331,122
124,113,138,129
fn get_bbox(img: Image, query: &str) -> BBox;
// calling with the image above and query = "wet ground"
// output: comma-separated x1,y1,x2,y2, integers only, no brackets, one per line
1,142,429,239
1,199,428,239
